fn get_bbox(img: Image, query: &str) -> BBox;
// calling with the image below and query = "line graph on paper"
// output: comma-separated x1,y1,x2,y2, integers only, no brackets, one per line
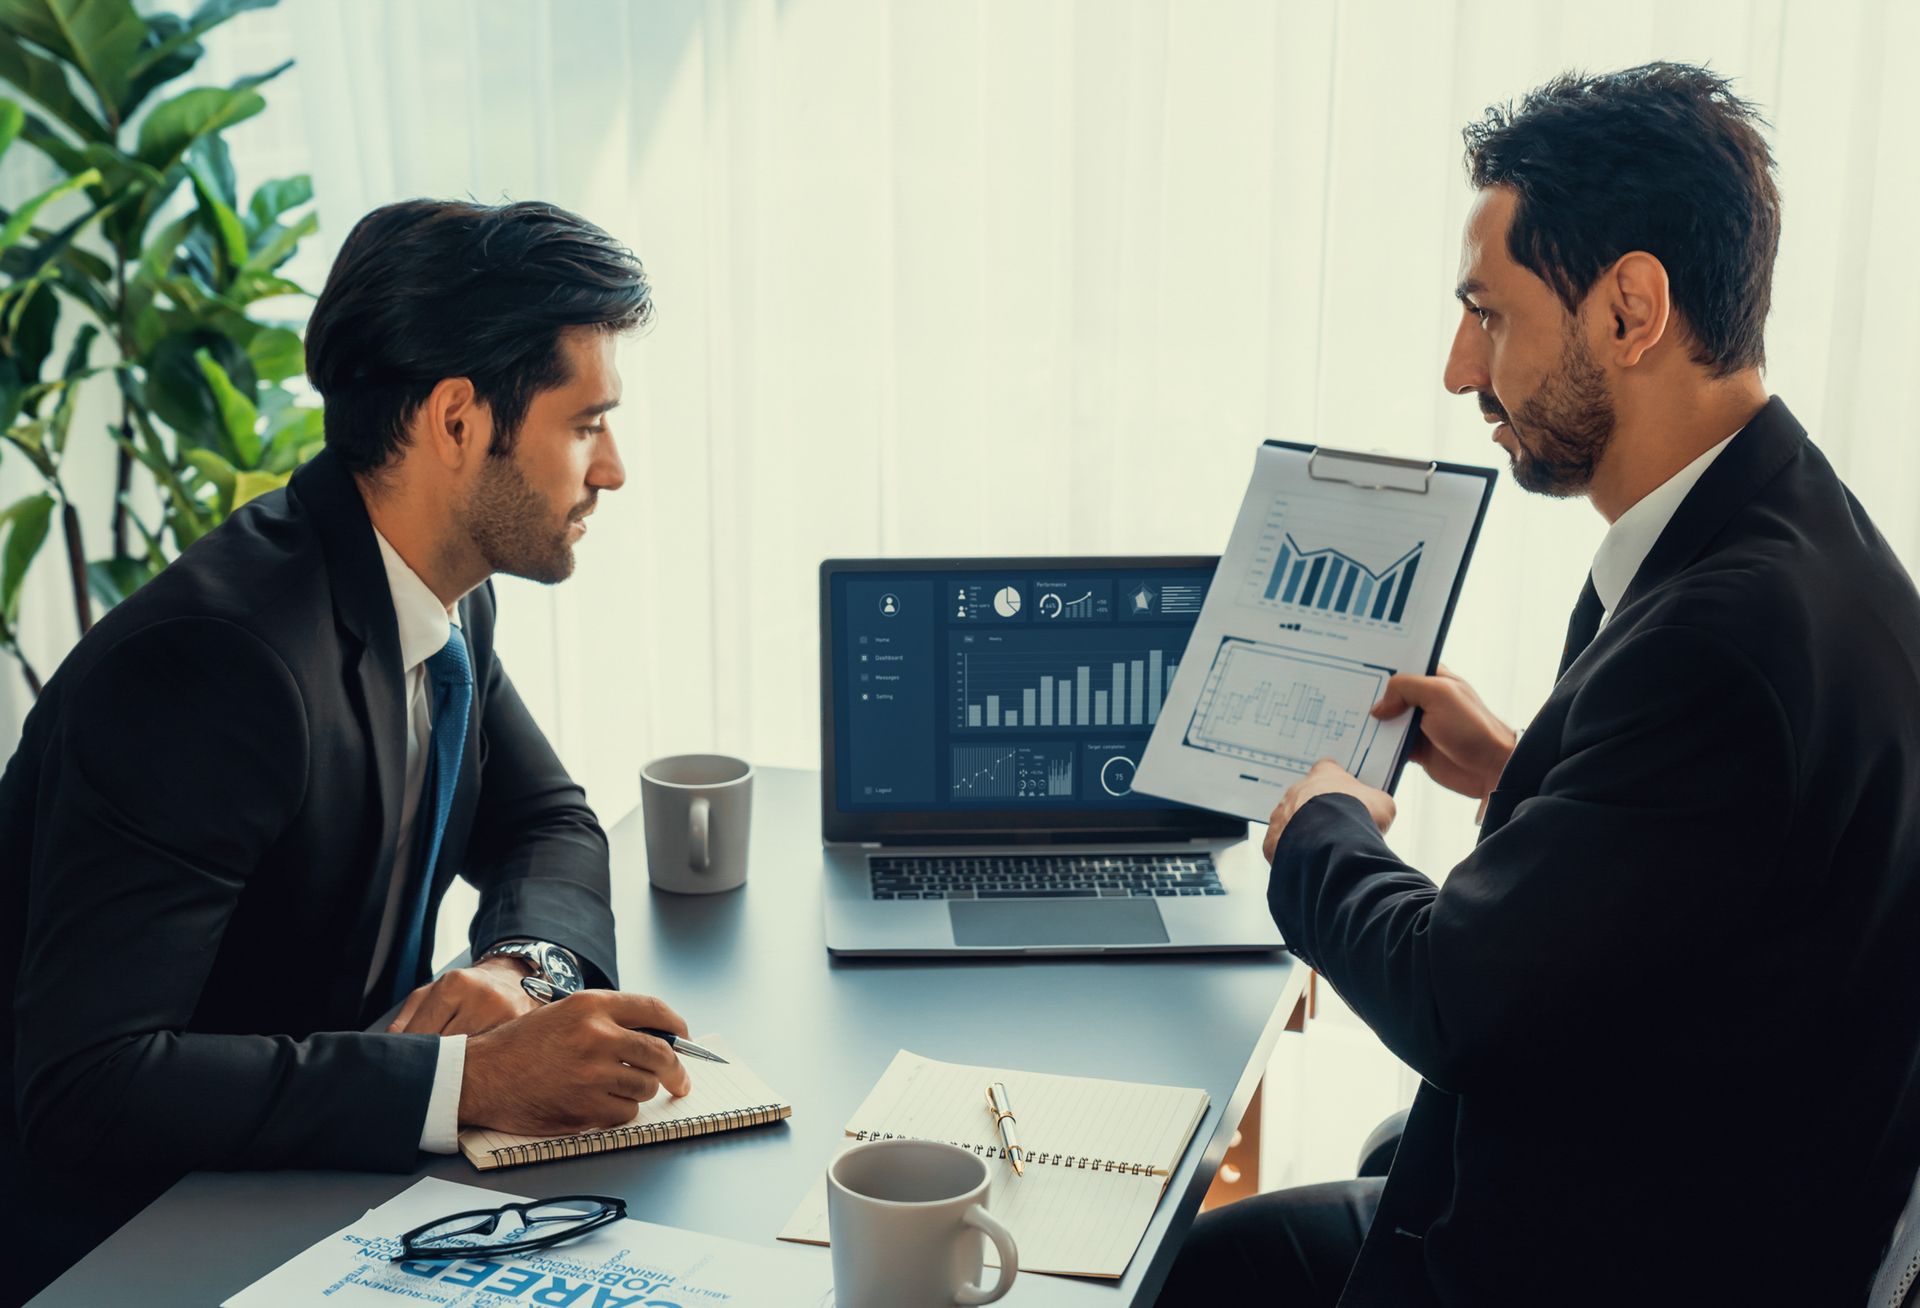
1183,639,1391,775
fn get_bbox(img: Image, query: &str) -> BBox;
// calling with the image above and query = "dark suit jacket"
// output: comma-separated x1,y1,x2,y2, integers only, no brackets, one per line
0,448,618,1292
1270,398,1920,1307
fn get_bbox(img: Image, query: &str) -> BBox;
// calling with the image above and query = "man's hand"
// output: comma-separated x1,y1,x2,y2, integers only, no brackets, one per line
387,956,539,1036
458,990,694,1136
1372,663,1516,800
1264,759,1395,862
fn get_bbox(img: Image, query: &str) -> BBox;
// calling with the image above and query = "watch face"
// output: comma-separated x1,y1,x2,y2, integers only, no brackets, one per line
541,946,581,991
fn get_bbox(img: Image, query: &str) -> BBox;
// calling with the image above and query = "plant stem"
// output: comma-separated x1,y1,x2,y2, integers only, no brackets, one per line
61,498,94,635
112,251,130,560
6,645,44,697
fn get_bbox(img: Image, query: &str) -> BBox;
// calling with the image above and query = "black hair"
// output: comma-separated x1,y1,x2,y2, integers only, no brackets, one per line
1462,62,1779,377
304,199,653,473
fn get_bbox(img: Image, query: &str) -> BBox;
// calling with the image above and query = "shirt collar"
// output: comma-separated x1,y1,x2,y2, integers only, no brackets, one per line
371,525,461,674
1589,427,1742,617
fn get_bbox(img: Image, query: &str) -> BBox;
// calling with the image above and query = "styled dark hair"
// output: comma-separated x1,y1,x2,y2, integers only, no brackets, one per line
1462,62,1779,377
304,200,653,473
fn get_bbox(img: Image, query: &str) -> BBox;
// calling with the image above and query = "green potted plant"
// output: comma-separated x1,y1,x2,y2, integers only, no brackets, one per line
0,0,321,694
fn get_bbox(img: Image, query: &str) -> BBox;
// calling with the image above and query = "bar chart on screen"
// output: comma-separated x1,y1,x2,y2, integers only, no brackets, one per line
1184,638,1391,775
1240,497,1445,627
951,642,1184,730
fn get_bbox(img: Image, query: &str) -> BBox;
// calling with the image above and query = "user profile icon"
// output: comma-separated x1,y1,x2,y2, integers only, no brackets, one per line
879,593,901,616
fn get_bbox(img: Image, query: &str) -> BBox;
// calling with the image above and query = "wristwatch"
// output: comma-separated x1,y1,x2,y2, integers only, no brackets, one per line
480,939,583,998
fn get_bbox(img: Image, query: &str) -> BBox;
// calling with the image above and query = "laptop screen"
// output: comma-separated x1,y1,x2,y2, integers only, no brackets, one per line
820,558,1244,841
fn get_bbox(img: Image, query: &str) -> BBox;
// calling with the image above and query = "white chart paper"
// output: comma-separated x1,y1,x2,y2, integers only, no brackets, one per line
1134,442,1494,821
224,1176,834,1308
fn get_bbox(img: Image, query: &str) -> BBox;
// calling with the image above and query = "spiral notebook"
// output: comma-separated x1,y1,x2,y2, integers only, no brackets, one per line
458,1036,791,1171
777,1050,1210,1279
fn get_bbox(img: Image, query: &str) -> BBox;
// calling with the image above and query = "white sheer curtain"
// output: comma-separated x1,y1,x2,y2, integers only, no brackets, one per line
6,0,1917,1185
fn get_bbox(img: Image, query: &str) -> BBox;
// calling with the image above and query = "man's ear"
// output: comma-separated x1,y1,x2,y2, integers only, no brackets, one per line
419,378,489,468
1597,251,1671,368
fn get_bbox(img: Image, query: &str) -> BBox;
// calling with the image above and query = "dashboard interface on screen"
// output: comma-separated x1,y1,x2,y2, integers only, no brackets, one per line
829,563,1217,814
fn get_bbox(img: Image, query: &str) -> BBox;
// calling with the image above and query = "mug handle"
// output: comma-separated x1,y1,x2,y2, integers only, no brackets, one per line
689,797,710,872
954,1204,1018,1305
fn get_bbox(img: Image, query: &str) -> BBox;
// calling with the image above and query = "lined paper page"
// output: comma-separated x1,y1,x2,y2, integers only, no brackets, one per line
459,1036,789,1169
847,1050,1208,1173
777,1050,1210,1278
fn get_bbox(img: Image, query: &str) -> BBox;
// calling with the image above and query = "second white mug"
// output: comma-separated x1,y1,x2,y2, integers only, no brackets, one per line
827,1138,1019,1308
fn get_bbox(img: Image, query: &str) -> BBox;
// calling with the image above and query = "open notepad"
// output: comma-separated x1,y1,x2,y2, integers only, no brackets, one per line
458,1036,791,1171
778,1050,1210,1279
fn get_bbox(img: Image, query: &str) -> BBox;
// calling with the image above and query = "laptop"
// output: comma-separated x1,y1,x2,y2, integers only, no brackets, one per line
819,556,1286,956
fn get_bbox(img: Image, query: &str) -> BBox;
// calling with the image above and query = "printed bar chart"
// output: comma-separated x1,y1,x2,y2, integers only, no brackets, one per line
954,648,1181,730
1264,534,1422,624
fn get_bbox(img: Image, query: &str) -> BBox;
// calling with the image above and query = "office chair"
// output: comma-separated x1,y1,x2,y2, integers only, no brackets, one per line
1354,1114,1920,1307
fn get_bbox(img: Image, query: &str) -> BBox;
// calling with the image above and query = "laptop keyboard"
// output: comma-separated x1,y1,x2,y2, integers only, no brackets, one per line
868,853,1222,901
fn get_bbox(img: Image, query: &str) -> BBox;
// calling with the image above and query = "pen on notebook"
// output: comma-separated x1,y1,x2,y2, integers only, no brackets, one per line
987,1081,1026,1176
519,975,729,1063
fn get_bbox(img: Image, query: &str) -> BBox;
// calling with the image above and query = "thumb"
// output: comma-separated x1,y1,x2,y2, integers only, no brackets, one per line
1372,672,1438,719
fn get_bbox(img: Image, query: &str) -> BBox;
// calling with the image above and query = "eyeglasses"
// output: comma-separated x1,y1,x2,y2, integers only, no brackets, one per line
391,1194,626,1263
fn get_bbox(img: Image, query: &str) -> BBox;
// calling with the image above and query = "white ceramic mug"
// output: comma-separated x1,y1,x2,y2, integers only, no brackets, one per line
827,1139,1019,1308
639,754,753,894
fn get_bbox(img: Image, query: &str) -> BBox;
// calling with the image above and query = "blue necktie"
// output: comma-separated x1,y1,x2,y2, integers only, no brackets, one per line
386,627,474,1008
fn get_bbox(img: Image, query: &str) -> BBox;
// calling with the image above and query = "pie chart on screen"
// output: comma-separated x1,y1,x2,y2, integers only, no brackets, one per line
993,587,1022,618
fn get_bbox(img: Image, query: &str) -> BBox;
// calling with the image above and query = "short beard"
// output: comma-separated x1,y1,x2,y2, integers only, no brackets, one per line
1502,327,1616,498
463,451,576,584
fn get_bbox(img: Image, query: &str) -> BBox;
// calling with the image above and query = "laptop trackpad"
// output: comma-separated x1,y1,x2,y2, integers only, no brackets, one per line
949,899,1171,948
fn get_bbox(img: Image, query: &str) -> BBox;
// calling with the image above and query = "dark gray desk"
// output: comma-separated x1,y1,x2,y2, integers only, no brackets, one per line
33,767,1304,1306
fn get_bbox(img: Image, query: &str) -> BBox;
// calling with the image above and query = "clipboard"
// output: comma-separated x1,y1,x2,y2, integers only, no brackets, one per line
1131,439,1497,818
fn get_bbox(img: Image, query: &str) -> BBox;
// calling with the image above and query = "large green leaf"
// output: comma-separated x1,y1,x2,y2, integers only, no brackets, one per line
231,466,284,507
0,164,97,257
0,30,108,140
86,551,157,610
123,0,278,96
193,345,257,466
134,83,262,171
46,317,90,455
244,323,300,381
0,354,18,431
143,328,252,449
0,0,146,125
0,489,53,626
189,164,245,275
188,130,233,205
0,95,22,159
117,10,197,119
240,207,313,275
5,281,56,393
245,172,308,234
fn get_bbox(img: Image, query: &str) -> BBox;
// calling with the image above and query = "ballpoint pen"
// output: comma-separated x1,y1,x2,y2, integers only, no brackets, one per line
519,975,730,1063
986,1081,1026,1176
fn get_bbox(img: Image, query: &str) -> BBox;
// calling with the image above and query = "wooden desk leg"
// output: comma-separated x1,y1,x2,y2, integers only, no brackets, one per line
1203,981,1313,1212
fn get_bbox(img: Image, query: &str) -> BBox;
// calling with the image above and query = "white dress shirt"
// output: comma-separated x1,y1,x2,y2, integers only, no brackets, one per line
369,527,467,1154
1588,425,1743,628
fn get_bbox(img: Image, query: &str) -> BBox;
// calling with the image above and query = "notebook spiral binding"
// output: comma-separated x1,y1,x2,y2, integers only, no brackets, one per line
489,1103,790,1167
850,1130,1157,1176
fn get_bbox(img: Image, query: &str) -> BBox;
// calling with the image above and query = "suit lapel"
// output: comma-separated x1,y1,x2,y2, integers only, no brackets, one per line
288,451,410,1012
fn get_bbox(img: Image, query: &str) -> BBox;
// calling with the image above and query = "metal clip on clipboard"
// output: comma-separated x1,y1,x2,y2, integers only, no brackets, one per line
1306,446,1437,495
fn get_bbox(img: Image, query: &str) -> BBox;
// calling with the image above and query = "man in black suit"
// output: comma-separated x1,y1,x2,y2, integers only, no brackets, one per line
1160,64,1920,1307
1,200,696,1300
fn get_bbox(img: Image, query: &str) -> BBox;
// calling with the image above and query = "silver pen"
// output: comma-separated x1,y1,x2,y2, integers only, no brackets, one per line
519,975,729,1063
986,1081,1026,1176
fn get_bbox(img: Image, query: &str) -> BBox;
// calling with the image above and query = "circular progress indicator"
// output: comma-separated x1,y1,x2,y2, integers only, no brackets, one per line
1100,755,1137,797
